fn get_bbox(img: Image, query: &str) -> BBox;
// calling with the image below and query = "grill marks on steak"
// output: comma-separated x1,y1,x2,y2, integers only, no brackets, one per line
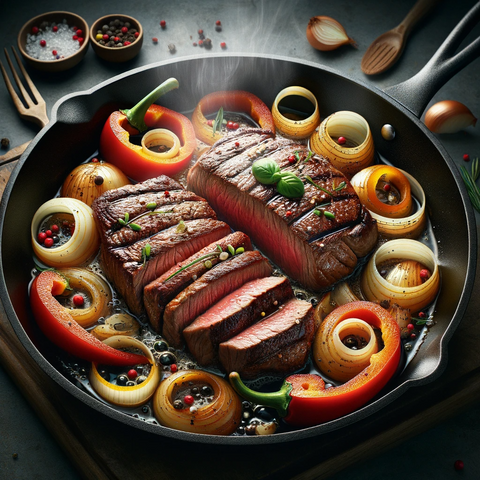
101,218,231,315
143,231,252,332
162,250,273,349
218,298,315,379
183,276,293,366
187,129,378,291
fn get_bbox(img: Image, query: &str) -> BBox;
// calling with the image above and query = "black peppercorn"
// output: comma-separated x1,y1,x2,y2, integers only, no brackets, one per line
1,138,10,149
94,175,104,185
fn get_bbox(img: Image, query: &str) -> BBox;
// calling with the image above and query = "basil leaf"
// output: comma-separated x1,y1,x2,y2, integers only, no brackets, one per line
276,172,305,198
252,158,281,185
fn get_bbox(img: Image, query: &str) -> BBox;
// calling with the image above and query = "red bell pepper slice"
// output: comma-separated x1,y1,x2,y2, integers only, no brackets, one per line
99,77,196,182
229,301,401,427
30,270,148,366
191,90,276,145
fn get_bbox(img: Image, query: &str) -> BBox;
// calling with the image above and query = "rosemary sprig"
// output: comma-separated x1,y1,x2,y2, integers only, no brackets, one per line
305,175,346,196
213,107,224,136
460,157,480,213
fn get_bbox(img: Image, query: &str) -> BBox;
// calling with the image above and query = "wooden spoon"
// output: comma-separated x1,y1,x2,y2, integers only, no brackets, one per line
361,0,441,75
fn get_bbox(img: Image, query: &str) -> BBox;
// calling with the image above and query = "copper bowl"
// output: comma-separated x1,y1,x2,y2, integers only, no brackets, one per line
17,11,89,72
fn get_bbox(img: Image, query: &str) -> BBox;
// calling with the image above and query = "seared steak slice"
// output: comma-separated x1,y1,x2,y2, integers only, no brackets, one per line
144,231,252,332
183,276,293,366
92,175,216,248
187,129,378,292
100,219,231,315
218,297,315,379
162,250,272,348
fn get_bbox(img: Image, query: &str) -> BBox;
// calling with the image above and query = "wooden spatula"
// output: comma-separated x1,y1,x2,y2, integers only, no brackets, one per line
361,0,440,75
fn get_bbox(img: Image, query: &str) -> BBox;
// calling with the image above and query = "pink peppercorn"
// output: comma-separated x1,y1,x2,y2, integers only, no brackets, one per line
103,34,109,41
44,237,54,248
288,155,296,163
220,42,227,49
72,294,84,307
337,136,346,145
76,29,83,36
72,35,78,41
407,323,414,330
184,395,194,405
134,31,139,38
463,154,470,162
124,41,131,46
170,364,178,373
121,26,128,33
152,37,158,43
127,369,138,380
420,268,430,280
160,20,166,28
52,26,58,32
216,20,221,26
32,26,39,34
38,232,47,243
454,460,464,471
78,38,84,45
39,39,46,47
52,50,57,56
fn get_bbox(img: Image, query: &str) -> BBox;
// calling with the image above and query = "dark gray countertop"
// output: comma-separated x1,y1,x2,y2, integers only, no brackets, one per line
1,1,479,479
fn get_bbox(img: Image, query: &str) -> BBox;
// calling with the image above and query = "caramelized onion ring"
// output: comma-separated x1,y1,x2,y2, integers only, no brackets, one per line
309,111,374,176
57,268,111,328
361,239,440,312
141,128,181,158
31,198,100,268
153,370,242,435
89,336,160,407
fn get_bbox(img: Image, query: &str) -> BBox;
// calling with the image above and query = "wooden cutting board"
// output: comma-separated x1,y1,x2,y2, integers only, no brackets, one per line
1,159,479,480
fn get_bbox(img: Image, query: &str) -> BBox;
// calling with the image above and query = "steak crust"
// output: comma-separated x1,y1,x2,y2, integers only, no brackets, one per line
187,129,378,292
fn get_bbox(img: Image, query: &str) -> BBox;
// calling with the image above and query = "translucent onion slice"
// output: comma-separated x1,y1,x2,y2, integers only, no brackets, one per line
314,316,379,383
309,111,374,176
361,239,440,312
153,370,242,435
141,128,181,159
271,86,320,139
89,336,160,407
314,281,361,326
61,161,131,206
351,166,426,238
57,268,112,328
91,313,140,340
31,198,100,268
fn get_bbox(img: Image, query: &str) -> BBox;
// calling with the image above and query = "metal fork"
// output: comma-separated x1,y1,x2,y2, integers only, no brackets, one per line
0,46,49,163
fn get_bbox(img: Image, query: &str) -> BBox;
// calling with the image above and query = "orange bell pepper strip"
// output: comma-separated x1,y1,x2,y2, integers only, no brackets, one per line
99,77,197,182
229,301,401,427
191,90,275,145
30,270,148,366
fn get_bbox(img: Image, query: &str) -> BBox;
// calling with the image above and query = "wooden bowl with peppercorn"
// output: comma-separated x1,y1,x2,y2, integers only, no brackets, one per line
90,14,143,63
17,11,90,72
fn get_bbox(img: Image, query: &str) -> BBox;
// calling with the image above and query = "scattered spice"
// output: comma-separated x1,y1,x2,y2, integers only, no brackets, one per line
220,41,227,49
94,19,139,48
168,43,176,53
160,20,166,28
0,137,9,149
463,154,470,162
454,460,464,471
152,37,158,43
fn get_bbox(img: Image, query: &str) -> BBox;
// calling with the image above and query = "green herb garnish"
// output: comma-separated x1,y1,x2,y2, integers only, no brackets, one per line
251,158,304,198
305,176,344,197
460,157,480,213
213,107,224,136
304,151,314,162
141,243,151,266
118,212,142,232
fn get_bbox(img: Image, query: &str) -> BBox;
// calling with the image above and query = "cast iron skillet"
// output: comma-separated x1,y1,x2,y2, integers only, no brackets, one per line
0,4,478,445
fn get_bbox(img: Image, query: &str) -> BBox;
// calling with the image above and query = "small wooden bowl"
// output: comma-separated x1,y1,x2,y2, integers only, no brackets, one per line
17,11,89,72
89,14,143,63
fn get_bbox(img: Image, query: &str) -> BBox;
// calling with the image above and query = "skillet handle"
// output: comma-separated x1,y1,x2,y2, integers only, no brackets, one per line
385,1,480,118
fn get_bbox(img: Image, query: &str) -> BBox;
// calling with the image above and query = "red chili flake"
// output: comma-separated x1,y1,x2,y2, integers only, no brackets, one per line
72,294,84,307
418,311,427,319
72,26,78,31
235,141,240,147
37,232,47,244
337,136,346,145
164,191,170,197
198,39,204,46
51,224,59,233
52,50,57,56
76,29,83,37
121,26,128,34
39,39,46,47
420,268,430,280
152,37,158,43
160,20,166,28
463,154,470,162
127,369,138,380
72,35,78,41
220,42,227,49
52,26,58,32
170,364,178,373
44,237,54,248
383,183,391,192
407,323,414,330
288,154,296,163
216,20,222,26
454,460,464,471
184,395,194,405
32,26,39,34
286,211,292,217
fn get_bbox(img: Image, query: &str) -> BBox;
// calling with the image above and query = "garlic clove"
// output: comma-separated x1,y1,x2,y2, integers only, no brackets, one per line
424,100,477,134
306,16,356,52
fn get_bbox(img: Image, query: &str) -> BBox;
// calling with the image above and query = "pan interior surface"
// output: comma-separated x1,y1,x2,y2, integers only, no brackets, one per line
0,55,475,445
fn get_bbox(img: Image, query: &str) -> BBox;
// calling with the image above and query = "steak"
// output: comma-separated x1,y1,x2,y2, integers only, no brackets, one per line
162,250,273,348
144,231,252,332
218,297,315,379
183,276,293,366
187,129,378,292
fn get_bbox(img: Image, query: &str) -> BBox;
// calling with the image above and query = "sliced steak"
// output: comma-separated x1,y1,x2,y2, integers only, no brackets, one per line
162,250,272,348
100,218,231,315
144,231,252,332
218,297,315,379
183,276,293,366
187,129,378,292
92,175,216,248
